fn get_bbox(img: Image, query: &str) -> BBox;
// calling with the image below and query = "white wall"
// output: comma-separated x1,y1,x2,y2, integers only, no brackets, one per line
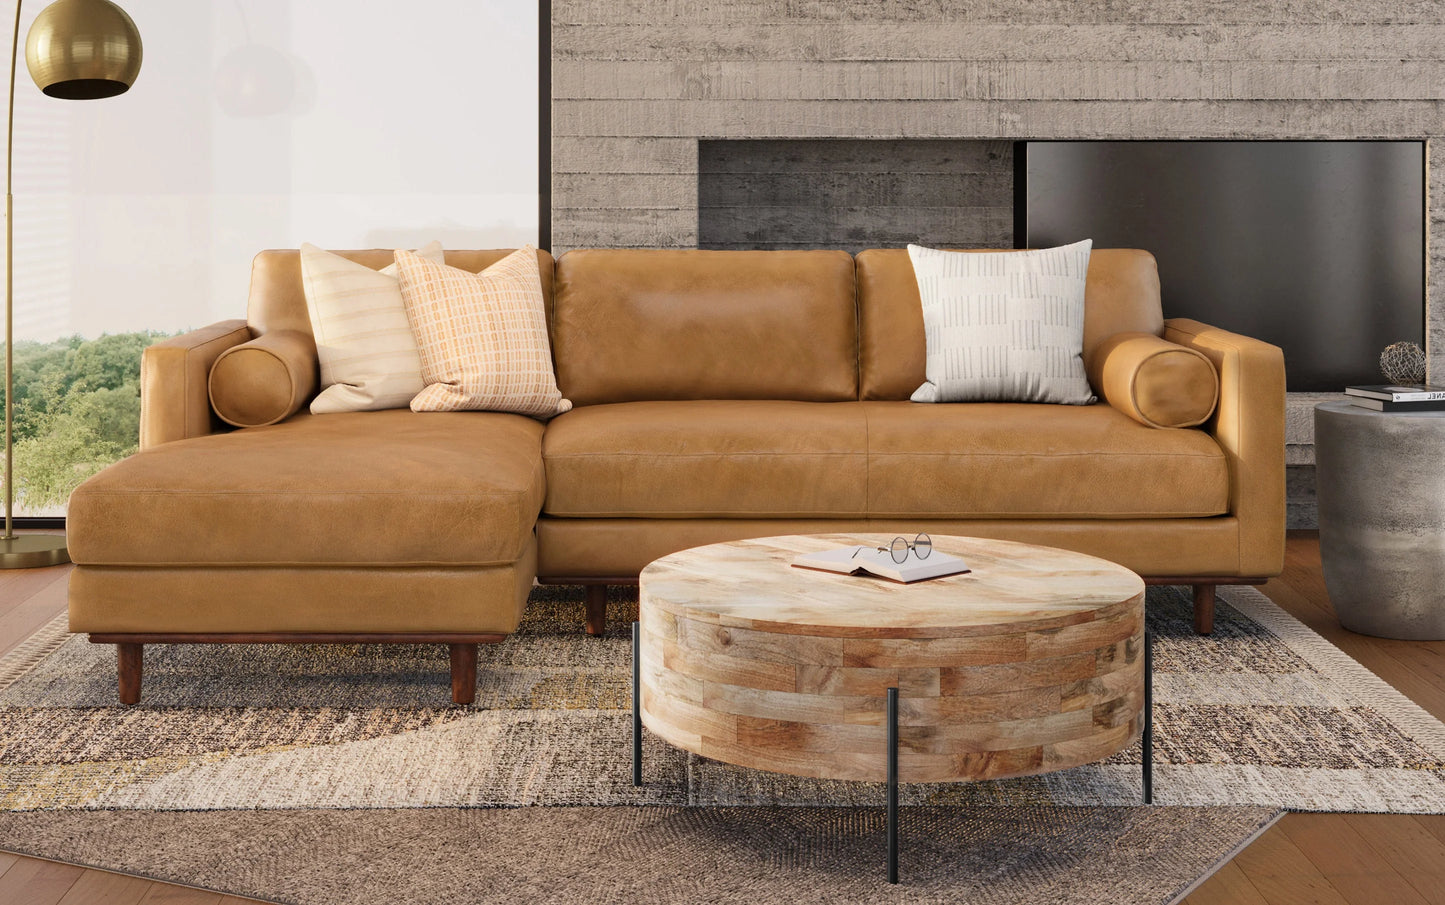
6,0,539,342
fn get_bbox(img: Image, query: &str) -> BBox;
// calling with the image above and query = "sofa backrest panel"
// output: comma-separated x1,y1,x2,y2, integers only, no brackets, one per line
553,249,858,405
246,248,557,340
854,248,1166,400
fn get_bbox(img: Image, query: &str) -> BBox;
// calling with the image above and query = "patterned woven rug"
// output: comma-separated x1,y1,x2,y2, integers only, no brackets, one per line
7,583,1435,903
0,806,1279,905
1,585,1441,813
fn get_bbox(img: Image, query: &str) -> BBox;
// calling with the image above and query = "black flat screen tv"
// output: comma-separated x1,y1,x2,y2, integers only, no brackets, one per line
1024,141,1424,391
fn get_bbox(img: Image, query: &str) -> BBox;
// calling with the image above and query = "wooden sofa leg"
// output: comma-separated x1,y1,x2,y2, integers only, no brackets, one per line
450,643,477,705
118,643,143,705
1193,584,1216,635
585,585,608,637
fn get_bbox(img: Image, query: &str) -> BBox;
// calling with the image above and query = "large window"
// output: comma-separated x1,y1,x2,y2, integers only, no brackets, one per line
4,0,542,515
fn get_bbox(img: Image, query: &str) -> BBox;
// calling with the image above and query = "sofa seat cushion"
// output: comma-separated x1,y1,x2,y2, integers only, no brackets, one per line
861,401,1229,519
68,410,545,567
543,400,869,518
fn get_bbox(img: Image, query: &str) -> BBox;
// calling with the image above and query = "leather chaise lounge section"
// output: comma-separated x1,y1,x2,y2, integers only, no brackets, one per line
67,246,1286,705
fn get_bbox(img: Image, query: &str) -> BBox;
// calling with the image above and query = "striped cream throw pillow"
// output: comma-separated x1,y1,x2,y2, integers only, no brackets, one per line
908,240,1096,405
301,241,445,414
396,246,571,418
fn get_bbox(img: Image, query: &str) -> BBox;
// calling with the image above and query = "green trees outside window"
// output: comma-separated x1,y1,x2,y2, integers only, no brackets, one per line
2,332,170,513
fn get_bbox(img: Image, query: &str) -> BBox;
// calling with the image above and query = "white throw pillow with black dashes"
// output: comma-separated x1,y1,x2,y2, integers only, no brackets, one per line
907,240,1096,405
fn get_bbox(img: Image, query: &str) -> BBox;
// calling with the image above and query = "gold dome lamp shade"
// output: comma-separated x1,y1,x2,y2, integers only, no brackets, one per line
24,0,142,99
2,0,141,568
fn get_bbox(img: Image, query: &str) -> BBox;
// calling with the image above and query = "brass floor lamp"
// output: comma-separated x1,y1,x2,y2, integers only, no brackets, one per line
2,0,140,568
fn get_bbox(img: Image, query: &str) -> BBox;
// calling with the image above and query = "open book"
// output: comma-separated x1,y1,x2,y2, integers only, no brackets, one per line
791,545,971,584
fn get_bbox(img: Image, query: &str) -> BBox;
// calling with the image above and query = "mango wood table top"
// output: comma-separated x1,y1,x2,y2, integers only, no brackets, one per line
640,534,1145,638
638,534,1147,783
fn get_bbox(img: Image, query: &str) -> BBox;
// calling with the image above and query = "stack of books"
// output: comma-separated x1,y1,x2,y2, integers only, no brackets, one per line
1345,384,1445,412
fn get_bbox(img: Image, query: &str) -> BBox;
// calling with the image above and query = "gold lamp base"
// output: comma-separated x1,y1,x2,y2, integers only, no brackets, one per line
0,534,69,568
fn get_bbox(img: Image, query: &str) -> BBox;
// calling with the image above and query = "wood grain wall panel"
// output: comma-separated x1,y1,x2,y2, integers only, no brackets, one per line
703,173,1011,208
702,138,1013,172
552,137,697,174
555,100,1445,139
551,1,1445,25
700,203,1012,250
556,61,1445,102
553,25,1445,62
553,174,698,208
548,208,697,247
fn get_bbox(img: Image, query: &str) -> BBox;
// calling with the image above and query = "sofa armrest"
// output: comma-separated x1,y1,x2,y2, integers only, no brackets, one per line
140,319,253,450
1162,317,1286,577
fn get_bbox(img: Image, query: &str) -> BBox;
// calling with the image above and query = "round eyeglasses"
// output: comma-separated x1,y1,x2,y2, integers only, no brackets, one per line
854,533,932,564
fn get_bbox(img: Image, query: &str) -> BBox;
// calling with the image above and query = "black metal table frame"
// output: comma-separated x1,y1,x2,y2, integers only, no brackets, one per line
631,623,1154,884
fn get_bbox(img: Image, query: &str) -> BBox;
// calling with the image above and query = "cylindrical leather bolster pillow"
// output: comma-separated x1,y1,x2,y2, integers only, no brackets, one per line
1093,332,1219,429
208,329,318,428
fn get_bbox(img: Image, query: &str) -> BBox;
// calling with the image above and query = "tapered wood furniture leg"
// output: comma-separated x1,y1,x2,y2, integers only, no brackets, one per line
449,643,477,705
93,633,505,704
585,584,608,637
117,643,142,705
1193,583,1216,635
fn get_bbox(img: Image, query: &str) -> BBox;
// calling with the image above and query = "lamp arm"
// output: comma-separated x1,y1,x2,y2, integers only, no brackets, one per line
3,0,19,539
6,0,17,198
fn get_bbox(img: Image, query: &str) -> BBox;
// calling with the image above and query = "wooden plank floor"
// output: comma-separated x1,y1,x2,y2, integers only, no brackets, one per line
1185,532,1445,905
0,537,264,905
1,532,1443,904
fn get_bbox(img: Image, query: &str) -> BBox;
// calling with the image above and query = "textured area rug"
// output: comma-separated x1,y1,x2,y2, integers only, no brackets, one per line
1,585,1442,813
0,805,1279,905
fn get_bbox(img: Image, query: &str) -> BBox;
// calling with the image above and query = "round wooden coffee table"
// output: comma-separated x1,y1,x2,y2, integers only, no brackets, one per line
630,534,1151,882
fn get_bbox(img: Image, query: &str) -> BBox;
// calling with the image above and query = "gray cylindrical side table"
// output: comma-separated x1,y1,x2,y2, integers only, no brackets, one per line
1315,400,1445,640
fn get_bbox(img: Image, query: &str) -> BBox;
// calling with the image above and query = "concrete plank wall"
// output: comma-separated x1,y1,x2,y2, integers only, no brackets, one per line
697,139,1014,251
552,0,1445,378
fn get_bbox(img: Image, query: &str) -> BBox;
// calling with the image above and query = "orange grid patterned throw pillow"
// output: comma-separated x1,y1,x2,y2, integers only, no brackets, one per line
395,246,572,418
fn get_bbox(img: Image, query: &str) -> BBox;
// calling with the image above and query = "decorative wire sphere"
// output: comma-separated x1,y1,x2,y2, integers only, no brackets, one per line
1380,341,1427,385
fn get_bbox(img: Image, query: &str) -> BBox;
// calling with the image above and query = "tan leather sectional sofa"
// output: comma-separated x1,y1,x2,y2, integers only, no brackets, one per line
67,248,1286,704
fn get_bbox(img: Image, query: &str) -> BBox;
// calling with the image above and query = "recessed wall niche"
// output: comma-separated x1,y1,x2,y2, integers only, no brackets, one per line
697,140,1015,253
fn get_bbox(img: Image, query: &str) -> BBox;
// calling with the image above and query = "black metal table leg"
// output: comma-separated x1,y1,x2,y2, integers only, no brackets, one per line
887,686,899,884
1143,627,1153,805
633,621,643,787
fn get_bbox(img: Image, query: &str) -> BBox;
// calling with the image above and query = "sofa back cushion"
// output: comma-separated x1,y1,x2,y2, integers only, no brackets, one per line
247,248,556,340
552,249,858,405
855,248,1165,400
